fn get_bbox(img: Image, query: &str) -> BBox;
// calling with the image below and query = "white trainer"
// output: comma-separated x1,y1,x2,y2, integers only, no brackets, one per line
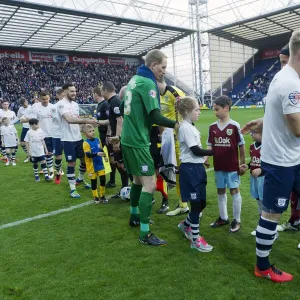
166,206,189,216
12,161,16,166
5,160,10,166
24,157,30,163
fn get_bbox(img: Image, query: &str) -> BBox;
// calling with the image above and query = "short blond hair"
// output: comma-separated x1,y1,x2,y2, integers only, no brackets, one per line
289,30,300,56
81,124,94,134
145,49,167,67
178,96,198,117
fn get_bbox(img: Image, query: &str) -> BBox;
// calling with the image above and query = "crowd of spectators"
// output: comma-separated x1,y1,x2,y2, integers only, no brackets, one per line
230,61,281,105
0,59,137,107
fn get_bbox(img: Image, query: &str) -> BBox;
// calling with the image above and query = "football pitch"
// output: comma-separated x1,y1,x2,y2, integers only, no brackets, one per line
1,108,299,300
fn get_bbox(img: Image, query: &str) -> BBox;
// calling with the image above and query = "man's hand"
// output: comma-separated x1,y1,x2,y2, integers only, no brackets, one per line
97,152,106,157
108,136,120,145
85,118,99,127
241,118,263,134
239,164,248,176
203,156,210,168
174,122,180,138
252,168,262,178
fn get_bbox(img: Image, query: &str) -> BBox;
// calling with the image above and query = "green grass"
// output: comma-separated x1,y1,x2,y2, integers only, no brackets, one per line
1,108,299,300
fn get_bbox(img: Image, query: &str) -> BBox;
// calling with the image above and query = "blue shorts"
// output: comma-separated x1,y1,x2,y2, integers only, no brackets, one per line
52,138,63,156
179,163,207,202
63,140,84,162
20,127,29,142
215,171,240,189
44,137,53,153
262,161,300,214
31,155,45,163
250,175,264,200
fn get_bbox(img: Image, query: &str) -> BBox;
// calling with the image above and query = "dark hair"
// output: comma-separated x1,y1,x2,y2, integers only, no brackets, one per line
29,118,39,125
56,88,64,94
214,96,232,110
93,86,102,96
102,81,115,93
62,83,75,90
40,91,49,97
19,97,27,105
280,47,290,57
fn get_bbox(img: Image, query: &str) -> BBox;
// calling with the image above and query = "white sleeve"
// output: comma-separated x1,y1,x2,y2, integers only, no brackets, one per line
281,80,300,115
17,108,22,118
24,106,34,118
58,103,69,116
179,126,198,148
24,132,30,143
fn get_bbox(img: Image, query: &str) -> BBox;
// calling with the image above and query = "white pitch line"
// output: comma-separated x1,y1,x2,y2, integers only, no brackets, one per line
0,157,250,231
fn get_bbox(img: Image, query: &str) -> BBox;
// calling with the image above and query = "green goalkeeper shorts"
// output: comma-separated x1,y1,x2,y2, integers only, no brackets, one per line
122,145,155,177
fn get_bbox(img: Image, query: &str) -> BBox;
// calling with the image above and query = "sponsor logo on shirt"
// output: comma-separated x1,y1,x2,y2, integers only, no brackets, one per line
214,137,231,147
288,91,300,105
251,156,261,167
149,90,157,99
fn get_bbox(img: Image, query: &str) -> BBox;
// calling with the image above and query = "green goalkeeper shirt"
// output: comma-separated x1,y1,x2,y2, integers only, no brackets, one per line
121,75,160,149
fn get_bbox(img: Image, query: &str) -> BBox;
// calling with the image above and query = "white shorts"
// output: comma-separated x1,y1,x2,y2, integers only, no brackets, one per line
250,175,264,200
215,171,240,189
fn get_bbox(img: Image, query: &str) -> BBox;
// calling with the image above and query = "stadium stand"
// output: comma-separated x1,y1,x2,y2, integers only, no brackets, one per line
229,57,280,106
0,60,137,106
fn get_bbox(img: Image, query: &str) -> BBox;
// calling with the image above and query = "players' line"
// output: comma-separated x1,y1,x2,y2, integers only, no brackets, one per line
0,159,249,231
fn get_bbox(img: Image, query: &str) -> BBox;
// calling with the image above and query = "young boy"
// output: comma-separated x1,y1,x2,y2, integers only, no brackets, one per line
207,96,245,233
24,118,51,182
82,124,107,204
240,128,264,235
1,117,18,166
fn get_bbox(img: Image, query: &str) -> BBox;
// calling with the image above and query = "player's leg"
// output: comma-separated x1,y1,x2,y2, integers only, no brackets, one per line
11,148,16,166
40,157,51,181
210,171,229,227
106,144,116,188
90,173,99,203
5,148,11,165
250,175,263,236
75,141,91,189
32,157,40,182
254,162,296,282
53,138,64,184
20,128,30,162
44,137,54,179
99,171,107,203
63,141,80,198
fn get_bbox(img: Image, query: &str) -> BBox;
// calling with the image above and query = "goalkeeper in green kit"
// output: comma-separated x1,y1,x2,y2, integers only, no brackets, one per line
121,49,178,246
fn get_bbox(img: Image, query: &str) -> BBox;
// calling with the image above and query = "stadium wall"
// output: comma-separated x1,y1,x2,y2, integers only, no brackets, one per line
0,48,139,65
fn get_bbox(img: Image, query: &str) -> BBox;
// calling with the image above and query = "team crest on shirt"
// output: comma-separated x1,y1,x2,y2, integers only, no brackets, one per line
113,107,120,114
149,90,157,99
58,104,64,110
276,197,287,208
164,95,169,102
141,165,148,173
288,91,300,105
227,129,233,136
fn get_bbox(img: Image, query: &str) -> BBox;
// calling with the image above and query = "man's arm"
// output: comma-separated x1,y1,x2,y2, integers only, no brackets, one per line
241,118,263,134
62,113,99,126
239,144,246,165
285,113,300,137
42,139,48,155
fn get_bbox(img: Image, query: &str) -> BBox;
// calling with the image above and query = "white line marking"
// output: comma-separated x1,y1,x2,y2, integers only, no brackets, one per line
0,157,250,231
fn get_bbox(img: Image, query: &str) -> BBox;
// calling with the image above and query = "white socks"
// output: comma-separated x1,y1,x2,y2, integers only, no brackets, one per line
232,192,242,223
218,193,228,220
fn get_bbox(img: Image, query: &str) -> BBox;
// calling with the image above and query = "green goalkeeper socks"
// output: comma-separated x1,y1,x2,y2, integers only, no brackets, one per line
139,191,153,238
130,183,142,221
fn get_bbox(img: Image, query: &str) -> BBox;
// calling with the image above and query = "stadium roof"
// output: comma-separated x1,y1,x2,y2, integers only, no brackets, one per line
206,4,300,50
0,0,195,57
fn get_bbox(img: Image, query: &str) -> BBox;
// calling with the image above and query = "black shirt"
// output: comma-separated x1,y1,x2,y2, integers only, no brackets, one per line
96,100,110,136
108,95,121,136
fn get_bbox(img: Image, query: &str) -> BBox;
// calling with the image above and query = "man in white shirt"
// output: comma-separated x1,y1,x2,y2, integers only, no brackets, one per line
251,31,300,283
0,101,17,159
25,92,55,179
51,88,65,184
57,83,98,198
17,98,31,162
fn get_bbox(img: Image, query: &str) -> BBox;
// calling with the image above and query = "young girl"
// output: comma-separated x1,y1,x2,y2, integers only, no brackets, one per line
177,97,214,252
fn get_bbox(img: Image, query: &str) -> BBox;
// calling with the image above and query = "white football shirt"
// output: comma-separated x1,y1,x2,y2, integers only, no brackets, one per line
1,124,17,147
57,98,82,142
0,110,16,125
17,106,31,129
178,120,205,164
261,64,300,166
51,102,62,139
24,128,45,157
26,103,54,138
